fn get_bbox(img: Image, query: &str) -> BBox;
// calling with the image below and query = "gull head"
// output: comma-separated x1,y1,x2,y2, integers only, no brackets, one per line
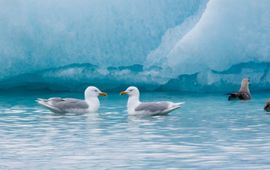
241,78,250,87
85,86,108,98
120,86,140,97
240,78,250,89
239,78,250,93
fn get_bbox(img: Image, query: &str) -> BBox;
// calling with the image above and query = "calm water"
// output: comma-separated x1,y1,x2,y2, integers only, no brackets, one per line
0,91,270,170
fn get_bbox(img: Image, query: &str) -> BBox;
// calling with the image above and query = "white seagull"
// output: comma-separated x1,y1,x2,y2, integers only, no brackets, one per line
37,86,107,113
120,86,184,116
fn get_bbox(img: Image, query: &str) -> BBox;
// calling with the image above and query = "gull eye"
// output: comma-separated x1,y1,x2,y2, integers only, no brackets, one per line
95,89,98,92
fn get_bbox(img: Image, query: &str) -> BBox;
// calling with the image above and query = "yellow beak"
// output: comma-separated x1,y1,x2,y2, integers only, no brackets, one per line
99,92,108,96
120,91,128,95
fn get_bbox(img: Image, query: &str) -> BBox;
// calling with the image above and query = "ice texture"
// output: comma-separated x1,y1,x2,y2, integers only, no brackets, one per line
0,0,269,92
0,0,205,78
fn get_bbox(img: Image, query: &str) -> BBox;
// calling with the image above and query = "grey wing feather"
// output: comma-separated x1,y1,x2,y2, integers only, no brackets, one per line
48,97,65,102
51,98,89,110
135,102,169,113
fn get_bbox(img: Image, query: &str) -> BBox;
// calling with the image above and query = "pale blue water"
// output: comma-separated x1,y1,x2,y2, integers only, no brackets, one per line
0,92,270,170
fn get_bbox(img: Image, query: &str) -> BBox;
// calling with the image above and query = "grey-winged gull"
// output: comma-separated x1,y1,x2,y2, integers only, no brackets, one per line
228,78,251,101
37,86,107,113
120,86,184,116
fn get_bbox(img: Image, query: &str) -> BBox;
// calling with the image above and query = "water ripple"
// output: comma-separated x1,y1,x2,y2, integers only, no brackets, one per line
0,93,270,169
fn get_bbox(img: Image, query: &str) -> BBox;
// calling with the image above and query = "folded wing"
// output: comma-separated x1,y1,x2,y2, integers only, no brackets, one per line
135,102,170,115
37,98,89,113
228,92,251,100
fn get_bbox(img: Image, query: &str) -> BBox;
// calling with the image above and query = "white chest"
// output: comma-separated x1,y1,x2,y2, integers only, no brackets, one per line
127,96,140,115
86,97,100,113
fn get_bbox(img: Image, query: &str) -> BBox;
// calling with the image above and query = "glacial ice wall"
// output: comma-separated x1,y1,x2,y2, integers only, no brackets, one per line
0,0,205,79
148,0,270,76
0,0,270,92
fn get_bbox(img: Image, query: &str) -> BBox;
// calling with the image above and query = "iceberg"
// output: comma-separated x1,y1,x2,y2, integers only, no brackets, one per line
148,0,270,76
0,0,269,92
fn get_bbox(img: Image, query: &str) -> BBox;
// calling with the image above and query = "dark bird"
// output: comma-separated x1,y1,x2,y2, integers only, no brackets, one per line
228,78,251,101
264,100,270,112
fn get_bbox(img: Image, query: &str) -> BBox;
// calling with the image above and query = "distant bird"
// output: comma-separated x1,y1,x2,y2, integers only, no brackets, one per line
264,100,270,112
120,86,184,116
227,78,251,101
37,86,107,113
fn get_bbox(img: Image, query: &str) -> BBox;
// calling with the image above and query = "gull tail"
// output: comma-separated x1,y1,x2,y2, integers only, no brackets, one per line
36,98,47,105
36,98,51,107
169,102,185,111
36,98,62,113
174,102,185,108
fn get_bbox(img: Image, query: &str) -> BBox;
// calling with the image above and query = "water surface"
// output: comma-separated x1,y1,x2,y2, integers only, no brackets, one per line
0,92,270,169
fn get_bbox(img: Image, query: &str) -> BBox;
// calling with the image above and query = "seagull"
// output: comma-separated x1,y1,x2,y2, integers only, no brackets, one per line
120,86,184,116
36,86,107,113
227,78,251,101
264,100,270,112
